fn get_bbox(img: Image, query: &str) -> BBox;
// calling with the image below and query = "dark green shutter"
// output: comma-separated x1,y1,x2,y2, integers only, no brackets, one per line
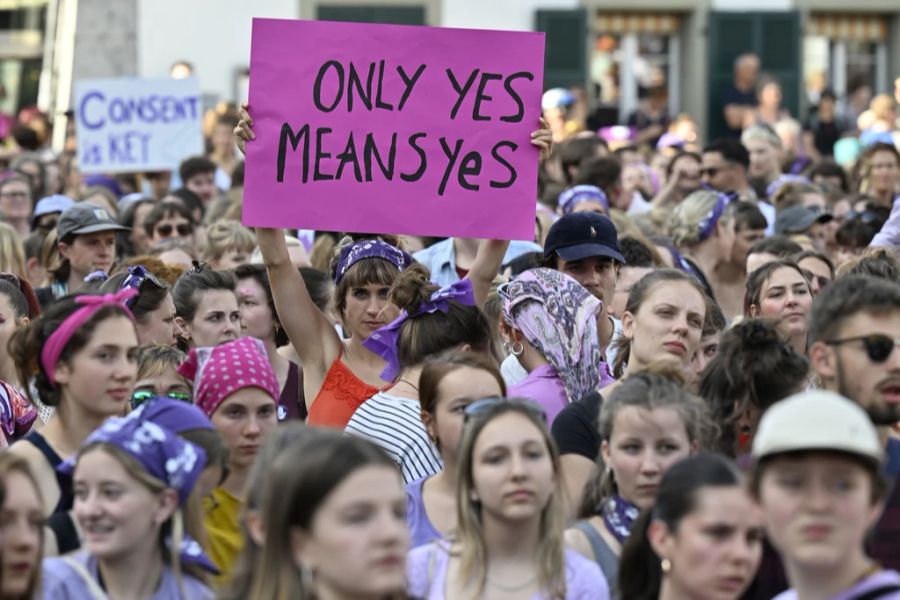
316,5,426,25
534,9,587,90
707,11,801,140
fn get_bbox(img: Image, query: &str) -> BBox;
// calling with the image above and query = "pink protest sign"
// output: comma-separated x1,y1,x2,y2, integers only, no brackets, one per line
243,18,545,240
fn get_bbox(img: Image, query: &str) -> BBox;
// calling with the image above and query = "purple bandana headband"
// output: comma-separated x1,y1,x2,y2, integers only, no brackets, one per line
697,194,729,242
363,278,476,381
334,239,412,284
58,403,217,572
120,265,164,308
40,289,136,385
558,185,610,215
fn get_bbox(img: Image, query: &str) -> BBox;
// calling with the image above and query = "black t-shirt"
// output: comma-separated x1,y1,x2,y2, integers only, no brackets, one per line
551,391,602,460
720,84,757,138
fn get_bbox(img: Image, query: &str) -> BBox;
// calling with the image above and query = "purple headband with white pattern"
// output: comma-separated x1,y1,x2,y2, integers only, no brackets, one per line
334,239,412,284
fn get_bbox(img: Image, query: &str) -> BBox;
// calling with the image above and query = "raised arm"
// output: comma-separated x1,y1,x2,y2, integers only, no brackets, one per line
235,104,342,373
466,239,510,306
255,228,343,373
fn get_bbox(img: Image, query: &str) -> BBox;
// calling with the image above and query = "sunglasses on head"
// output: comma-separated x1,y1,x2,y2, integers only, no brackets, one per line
826,334,900,363
130,389,192,410
0,272,22,290
155,223,193,238
463,396,547,424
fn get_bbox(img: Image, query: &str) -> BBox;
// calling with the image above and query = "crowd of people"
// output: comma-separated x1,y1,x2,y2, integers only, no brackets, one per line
0,50,898,599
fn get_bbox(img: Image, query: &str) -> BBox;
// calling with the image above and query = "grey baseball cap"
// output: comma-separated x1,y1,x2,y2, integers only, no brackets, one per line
774,205,833,235
57,203,130,240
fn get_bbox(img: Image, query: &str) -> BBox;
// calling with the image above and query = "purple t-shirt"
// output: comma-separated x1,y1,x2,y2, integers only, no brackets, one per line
407,542,610,599
773,569,900,600
406,477,445,549
508,364,569,424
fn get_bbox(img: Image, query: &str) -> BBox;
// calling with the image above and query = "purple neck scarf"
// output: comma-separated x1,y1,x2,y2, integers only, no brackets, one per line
334,239,412,284
602,494,641,544
363,278,476,381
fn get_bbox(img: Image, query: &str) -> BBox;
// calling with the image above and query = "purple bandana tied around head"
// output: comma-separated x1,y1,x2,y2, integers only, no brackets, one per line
502,268,602,403
334,239,413,284
363,278,476,381
558,185,610,215
58,403,218,572
119,265,160,308
697,194,729,242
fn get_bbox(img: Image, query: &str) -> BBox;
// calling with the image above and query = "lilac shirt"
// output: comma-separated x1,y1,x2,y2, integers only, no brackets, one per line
406,477,445,549
407,542,609,599
773,570,900,600
42,552,215,599
508,364,569,424
870,194,900,248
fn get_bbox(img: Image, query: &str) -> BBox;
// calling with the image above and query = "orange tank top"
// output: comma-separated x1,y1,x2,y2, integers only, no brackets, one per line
308,353,382,428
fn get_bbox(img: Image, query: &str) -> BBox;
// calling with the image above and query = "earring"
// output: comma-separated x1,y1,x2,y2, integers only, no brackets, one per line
510,342,524,356
661,558,672,574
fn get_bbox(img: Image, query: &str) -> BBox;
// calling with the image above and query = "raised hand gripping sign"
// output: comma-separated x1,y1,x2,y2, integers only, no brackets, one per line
74,77,203,174
243,18,545,240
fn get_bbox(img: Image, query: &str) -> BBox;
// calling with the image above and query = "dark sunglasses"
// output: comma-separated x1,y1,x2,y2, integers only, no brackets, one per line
463,396,547,424
130,389,192,410
826,334,900,363
155,223,193,237
700,167,722,177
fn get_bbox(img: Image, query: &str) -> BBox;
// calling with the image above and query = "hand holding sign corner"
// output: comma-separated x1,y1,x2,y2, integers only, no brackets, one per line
242,18,546,240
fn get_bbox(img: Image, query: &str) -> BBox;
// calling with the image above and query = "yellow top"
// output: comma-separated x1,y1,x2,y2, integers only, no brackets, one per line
203,486,243,582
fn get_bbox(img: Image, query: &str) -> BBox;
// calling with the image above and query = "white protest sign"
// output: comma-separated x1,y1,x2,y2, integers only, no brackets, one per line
74,77,203,174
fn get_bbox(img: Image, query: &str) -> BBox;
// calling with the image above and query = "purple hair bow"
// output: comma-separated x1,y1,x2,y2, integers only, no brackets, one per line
363,278,476,381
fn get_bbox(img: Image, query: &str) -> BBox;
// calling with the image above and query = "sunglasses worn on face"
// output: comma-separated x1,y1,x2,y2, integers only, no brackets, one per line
700,167,721,177
130,389,192,410
463,396,547,424
826,334,900,363
155,223,193,237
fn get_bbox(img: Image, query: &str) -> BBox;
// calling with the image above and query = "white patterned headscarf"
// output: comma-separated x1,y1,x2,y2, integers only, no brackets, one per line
502,268,602,402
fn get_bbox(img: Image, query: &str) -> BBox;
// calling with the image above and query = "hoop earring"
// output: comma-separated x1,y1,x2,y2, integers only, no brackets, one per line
661,558,672,574
511,342,524,356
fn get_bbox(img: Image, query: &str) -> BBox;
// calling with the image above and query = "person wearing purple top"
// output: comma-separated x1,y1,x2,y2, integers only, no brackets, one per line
41,403,215,599
403,355,506,549
753,391,900,600
500,268,602,425
407,398,608,599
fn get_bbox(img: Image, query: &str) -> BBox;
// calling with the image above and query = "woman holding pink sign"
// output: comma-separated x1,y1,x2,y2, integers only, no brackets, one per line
236,104,552,429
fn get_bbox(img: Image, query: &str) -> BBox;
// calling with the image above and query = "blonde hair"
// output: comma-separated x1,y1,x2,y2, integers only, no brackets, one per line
455,402,567,598
668,190,730,247
77,443,209,588
0,221,27,279
741,124,782,150
204,220,256,261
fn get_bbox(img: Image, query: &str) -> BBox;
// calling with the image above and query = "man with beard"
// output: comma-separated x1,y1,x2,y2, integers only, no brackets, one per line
808,275,900,568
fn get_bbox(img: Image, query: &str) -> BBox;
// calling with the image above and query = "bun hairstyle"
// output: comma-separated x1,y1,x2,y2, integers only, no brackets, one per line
668,190,729,248
389,265,492,371
700,318,809,456
9,294,132,406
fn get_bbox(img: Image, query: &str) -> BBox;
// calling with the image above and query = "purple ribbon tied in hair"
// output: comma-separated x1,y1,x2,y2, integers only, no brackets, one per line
697,194,730,242
334,239,413,284
363,279,476,381
119,265,154,308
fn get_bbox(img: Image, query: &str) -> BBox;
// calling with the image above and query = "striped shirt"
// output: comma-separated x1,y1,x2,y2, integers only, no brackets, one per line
345,392,443,484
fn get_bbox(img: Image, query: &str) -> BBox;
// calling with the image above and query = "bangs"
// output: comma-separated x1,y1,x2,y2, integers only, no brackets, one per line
340,258,401,288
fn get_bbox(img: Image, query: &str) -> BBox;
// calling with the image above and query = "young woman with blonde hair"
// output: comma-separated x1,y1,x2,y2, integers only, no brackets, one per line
408,399,608,599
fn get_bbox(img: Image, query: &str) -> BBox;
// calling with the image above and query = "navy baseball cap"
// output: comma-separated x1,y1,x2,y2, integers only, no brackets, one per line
544,212,625,264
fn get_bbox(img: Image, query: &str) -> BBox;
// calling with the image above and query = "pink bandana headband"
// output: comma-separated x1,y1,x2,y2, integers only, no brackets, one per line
40,289,136,385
